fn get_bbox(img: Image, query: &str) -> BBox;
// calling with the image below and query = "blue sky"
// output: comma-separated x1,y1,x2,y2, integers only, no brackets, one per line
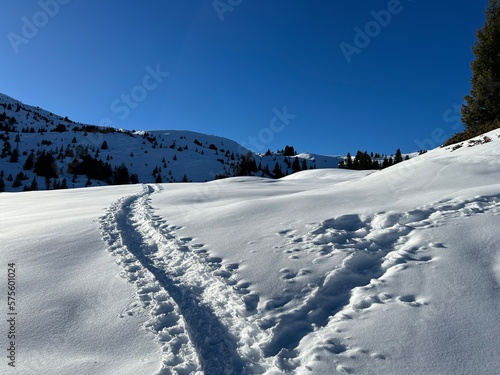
0,0,488,155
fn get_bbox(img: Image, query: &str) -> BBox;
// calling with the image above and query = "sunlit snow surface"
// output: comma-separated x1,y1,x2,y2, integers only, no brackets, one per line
2,130,500,374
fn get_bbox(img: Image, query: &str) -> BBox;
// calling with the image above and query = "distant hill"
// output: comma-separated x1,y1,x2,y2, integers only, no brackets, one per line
0,93,343,192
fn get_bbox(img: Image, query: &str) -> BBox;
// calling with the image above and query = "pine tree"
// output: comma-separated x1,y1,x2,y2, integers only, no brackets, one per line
1,140,11,158
382,157,390,169
112,164,130,185
292,157,301,173
0,170,5,192
9,146,19,163
346,152,353,168
460,0,500,136
272,162,284,178
394,149,403,164
130,174,139,184
30,176,38,191
34,151,58,178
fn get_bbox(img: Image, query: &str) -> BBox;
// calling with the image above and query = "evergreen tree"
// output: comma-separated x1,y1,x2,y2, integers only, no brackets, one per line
292,157,301,173
459,1,500,139
30,176,38,191
235,151,258,176
394,148,403,164
1,140,11,158
346,152,353,168
45,176,52,190
284,145,296,156
382,157,390,169
12,175,22,188
272,162,284,178
9,146,19,163
34,151,58,178
130,174,139,184
112,164,130,185
0,171,4,192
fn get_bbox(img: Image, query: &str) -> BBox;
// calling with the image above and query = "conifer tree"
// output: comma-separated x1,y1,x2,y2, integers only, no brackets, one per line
394,149,403,164
12,175,22,188
292,157,301,173
346,152,353,168
0,170,4,192
30,176,38,191
9,146,19,163
461,0,500,134
272,162,283,178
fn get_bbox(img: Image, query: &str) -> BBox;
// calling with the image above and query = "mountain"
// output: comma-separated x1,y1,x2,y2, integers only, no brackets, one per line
1,116,499,374
0,93,344,192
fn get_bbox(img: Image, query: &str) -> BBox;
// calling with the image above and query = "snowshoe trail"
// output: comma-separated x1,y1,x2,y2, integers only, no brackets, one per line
100,185,276,375
269,194,500,371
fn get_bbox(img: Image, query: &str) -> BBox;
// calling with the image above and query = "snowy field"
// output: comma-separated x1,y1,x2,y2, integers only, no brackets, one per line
1,129,500,374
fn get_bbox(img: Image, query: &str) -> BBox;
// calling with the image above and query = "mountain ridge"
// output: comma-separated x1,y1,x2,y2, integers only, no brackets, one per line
0,93,343,192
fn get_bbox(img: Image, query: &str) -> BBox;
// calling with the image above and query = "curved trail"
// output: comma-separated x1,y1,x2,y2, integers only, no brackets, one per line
100,185,275,375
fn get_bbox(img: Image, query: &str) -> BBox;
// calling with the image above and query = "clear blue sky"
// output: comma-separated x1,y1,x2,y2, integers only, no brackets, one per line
0,0,488,155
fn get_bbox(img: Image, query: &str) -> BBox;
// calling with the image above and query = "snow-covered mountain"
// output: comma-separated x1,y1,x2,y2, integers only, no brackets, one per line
1,120,499,374
0,93,344,192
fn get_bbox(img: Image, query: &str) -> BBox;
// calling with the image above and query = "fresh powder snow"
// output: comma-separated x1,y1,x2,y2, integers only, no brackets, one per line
1,127,500,374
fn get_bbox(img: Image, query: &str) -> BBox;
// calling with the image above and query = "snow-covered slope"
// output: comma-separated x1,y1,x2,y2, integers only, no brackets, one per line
1,127,499,374
0,93,344,192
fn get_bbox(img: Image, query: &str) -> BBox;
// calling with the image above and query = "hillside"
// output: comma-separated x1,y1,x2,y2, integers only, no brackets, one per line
0,93,344,192
1,126,499,374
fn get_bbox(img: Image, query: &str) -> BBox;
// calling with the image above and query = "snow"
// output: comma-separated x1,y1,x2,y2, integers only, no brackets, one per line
1,112,500,374
0,185,161,375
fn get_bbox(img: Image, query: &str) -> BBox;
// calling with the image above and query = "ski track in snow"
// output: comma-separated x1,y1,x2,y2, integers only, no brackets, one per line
100,184,500,374
100,184,276,375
